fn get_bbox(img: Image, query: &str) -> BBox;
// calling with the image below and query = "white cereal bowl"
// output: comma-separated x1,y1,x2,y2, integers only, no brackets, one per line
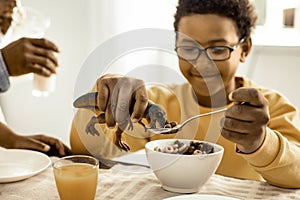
145,139,224,194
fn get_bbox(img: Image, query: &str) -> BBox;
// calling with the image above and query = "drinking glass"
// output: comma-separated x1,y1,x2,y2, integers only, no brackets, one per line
52,155,99,200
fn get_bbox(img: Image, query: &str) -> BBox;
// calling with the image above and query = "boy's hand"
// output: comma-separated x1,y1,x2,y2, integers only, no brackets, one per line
96,74,149,130
221,87,270,153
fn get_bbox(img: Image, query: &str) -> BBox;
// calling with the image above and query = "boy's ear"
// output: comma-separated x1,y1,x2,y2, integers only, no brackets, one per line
240,37,252,63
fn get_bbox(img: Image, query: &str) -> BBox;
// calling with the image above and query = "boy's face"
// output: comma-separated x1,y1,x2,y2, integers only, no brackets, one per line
177,14,249,105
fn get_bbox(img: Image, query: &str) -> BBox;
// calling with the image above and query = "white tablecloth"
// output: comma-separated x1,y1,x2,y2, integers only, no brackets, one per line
0,159,299,200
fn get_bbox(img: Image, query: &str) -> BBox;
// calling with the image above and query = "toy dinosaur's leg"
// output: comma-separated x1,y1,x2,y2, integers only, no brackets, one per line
86,116,100,136
114,126,130,151
127,120,134,130
86,113,106,136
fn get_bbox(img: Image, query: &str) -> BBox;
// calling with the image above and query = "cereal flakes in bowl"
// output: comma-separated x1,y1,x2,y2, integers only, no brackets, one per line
145,139,224,194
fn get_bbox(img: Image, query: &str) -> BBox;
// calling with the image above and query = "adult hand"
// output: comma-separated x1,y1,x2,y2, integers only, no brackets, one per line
0,122,71,157
21,134,72,157
221,87,270,153
1,37,60,77
96,74,149,130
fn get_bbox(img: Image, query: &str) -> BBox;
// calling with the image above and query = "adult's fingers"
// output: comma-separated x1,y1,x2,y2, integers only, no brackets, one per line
27,57,56,76
30,134,70,156
31,46,59,67
30,38,60,52
16,136,51,152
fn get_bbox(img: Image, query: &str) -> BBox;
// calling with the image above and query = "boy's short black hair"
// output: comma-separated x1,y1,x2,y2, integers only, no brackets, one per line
174,0,257,39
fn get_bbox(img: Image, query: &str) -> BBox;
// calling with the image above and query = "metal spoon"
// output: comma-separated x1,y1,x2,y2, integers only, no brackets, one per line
147,107,227,134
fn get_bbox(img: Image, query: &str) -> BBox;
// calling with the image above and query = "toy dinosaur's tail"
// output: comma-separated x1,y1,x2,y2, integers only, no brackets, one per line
73,92,99,111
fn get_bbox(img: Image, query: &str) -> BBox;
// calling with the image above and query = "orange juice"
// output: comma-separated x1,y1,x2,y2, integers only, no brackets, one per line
54,163,98,200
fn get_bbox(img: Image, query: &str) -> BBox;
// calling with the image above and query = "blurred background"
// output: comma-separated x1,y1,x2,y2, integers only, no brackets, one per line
0,0,299,145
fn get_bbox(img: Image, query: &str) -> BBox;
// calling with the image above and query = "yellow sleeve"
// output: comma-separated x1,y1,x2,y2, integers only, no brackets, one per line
238,90,300,188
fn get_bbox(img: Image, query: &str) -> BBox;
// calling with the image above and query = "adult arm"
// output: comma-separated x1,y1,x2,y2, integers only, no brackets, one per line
0,50,10,92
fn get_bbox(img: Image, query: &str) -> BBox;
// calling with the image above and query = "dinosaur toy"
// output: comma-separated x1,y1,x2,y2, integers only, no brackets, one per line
73,92,171,151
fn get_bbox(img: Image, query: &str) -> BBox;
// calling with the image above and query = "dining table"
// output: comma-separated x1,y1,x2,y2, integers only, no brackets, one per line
0,156,300,200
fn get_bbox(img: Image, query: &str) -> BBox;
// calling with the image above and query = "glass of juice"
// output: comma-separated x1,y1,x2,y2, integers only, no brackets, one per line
52,155,99,200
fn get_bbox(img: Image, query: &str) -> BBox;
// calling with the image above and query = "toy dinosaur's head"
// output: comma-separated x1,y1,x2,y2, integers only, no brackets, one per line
146,104,169,128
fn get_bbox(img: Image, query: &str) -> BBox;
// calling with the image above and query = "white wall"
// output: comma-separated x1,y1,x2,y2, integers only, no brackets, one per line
0,0,299,145
238,46,300,109
0,0,92,144
238,0,300,109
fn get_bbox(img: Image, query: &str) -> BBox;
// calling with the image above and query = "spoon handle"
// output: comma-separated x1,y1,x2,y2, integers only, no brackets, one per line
179,108,228,129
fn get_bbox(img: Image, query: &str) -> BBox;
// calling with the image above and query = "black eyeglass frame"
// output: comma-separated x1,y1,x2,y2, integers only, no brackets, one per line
175,37,246,62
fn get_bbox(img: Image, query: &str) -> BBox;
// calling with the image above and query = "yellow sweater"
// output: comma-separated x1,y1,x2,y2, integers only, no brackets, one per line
70,76,300,188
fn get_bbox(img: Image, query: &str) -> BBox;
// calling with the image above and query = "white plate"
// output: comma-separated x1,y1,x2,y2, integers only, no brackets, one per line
164,194,240,200
0,149,51,183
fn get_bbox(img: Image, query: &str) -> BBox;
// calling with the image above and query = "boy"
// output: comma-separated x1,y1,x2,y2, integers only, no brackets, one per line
71,0,300,188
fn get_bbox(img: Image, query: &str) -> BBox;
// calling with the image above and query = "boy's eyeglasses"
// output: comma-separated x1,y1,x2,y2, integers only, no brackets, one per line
175,38,245,62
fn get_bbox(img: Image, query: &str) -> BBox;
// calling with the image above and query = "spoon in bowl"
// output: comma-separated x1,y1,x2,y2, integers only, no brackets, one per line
147,107,227,134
